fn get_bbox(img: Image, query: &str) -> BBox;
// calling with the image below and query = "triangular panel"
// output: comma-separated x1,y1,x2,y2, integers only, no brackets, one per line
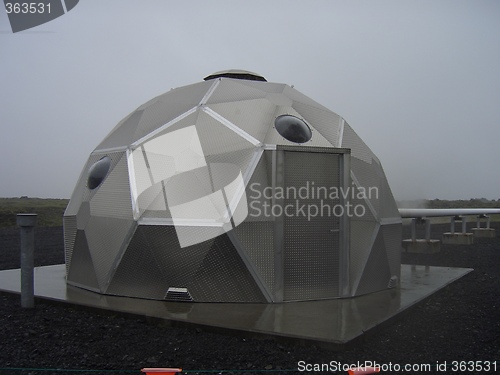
208,99,276,143
90,153,133,219
105,226,167,299
133,81,213,141
355,229,392,295
195,110,255,156
292,101,341,147
84,216,135,291
188,234,266,302
67,230,100,291
96,110,144,151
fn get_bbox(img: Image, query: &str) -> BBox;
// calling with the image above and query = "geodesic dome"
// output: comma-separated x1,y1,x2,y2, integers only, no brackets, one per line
64,70,402,303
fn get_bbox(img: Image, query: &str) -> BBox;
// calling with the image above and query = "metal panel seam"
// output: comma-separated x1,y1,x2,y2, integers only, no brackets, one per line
203,106,261,146
351,171,379,222
131,106,198,147
226,230,273,302
198,79,221,105
337,117,345,148
126,148,140,220
352,222,380,294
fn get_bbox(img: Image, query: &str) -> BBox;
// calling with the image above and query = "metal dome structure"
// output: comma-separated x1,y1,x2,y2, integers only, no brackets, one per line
64,70,402,303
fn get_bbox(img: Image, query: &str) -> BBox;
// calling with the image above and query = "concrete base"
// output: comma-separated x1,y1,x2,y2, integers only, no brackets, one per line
442,232,474,245
0,264,472,348
402,239,441,253
472,228,496,238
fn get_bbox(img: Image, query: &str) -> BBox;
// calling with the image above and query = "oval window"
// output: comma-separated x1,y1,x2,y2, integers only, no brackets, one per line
274,115,312,143
87,156,111,189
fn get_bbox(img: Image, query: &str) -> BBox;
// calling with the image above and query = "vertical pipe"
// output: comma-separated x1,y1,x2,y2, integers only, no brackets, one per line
487,215,491,229
450,217,455,234
411,218,416,242
17,213,37,308
462,216,467,234
476,216,481,229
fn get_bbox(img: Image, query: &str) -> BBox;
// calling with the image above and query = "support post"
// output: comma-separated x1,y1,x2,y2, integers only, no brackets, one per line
425,218,431,241
472,215,495,237
402,218,441,253
411,218,416,242
443,215,474,244
17,213,37,308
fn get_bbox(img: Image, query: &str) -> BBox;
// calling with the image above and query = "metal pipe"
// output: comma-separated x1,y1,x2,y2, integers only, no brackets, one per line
411,218,416,242
17,214,37,308
399,208,500,218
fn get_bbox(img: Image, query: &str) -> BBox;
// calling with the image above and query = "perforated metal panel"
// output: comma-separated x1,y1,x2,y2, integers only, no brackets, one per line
349,220,378,294
65,154,101,217
66,230,100,292
106,225,214,299
133,81,213,141
377,172,400,219
233,151,275,293
281,150,341,301
76,201,90,230
208,99,276,143
350,159,384,219
84,216,135,291
341,123,377,164
381,223,402,278
105,225,170,299
355,229,392,295
291,101,341,147
188,234,266,302
96,110,144,151
63,215,77,274
195,110,255,156
90,153,133,219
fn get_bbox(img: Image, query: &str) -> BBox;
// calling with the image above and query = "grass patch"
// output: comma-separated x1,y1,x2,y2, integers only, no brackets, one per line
0,197,69,227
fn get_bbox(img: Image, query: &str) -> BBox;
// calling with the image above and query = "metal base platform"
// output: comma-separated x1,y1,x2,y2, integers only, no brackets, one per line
0,264,472,348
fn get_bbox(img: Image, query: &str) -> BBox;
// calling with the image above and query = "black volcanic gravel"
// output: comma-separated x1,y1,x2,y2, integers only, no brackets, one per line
0,223,499,375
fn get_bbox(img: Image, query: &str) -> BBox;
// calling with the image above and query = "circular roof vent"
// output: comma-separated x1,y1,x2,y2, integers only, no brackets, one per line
204,69,267,82
87,156,111,189
274,115,312,144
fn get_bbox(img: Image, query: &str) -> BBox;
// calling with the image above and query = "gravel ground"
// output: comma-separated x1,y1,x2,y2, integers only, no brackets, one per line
0,223,499,375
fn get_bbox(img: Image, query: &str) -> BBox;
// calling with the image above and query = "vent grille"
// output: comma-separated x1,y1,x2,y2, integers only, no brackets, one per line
164,287,194,302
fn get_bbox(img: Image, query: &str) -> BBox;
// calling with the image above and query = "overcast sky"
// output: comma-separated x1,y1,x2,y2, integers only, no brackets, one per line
1,0,499,201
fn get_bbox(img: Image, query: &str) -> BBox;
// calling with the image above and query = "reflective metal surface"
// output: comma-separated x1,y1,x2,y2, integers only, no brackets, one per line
0,264,472,346
64,73,403,302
